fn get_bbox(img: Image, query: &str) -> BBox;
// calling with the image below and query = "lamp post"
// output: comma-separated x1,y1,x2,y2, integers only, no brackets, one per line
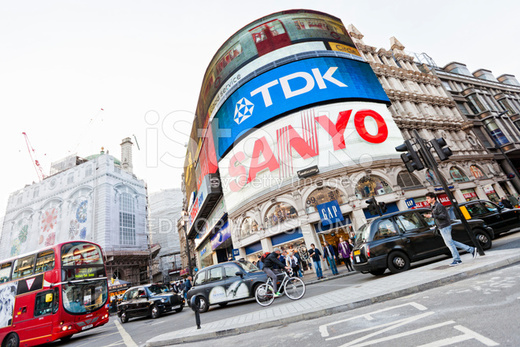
181,211,192,277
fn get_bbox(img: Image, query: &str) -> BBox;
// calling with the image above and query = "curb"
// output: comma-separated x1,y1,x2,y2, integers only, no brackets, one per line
145,254,520,346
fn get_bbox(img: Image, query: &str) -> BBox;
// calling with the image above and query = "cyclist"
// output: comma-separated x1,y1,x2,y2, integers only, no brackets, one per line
263,248,291,297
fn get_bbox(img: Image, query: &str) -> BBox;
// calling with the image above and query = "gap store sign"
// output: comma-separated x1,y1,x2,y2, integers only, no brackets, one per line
212,56,390,160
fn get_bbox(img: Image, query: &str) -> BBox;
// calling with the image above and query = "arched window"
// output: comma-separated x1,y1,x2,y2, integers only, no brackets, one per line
120,193,136,245
425,170,445,186
240,217,259,237
470,165,486,179
264,202,298,228
305,187,346,212
450,167,470,182
355,176,393,199
397,171,423,189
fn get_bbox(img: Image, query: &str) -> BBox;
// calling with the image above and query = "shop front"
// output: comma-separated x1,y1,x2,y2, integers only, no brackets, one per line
245,241,262,264
199,239,214,268
211,221,233,263
462,188,478,201
483,184,500,202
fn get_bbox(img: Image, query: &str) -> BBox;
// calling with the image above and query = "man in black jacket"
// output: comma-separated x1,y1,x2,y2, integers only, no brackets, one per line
424,192,477,266
263,248,290,297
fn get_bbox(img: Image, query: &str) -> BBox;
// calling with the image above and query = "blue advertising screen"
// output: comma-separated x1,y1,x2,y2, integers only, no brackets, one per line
212,56,390,160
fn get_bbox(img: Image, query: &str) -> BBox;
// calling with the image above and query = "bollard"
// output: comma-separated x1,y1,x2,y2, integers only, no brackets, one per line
190,296,201,329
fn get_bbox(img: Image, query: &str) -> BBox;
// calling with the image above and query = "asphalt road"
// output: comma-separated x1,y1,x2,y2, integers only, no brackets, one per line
48,231,520,347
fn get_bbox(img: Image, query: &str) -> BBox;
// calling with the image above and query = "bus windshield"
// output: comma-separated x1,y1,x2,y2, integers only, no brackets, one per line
62,280,108,314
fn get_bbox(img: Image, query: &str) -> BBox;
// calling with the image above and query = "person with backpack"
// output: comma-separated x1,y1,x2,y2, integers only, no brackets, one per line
263,248,290,297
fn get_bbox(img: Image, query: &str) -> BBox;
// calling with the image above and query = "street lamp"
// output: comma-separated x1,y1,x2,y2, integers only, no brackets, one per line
181,211,192,277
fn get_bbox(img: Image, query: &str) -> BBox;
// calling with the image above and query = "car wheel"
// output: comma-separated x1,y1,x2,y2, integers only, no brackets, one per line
369,268,386,276
2,333,19,347
150,305,160,319
387,251,410,273
197,296,209,313
175,305,183,313
474,229,492,250
120,311,128,323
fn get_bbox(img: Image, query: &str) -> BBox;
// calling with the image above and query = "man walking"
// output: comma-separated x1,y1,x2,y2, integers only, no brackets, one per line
263,248,291,297
425,192,477,266
338,237,354,272
308,243,324,279
323,241,339,275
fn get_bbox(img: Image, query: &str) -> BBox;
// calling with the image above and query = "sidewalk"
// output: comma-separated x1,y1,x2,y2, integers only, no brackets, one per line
145,248,520,346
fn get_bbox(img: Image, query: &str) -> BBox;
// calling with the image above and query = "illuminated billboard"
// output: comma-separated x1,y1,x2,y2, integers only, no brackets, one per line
195,9,358,131
212,56,390,160
219,102,404,214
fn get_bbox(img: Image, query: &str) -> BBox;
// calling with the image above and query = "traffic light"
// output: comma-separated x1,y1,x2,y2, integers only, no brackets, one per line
366,197,380,215
395,140,425,172
379,202,387,214
430,138,453,161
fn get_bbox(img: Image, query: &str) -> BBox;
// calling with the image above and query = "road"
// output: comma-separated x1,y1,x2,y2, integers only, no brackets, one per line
48,231,520,347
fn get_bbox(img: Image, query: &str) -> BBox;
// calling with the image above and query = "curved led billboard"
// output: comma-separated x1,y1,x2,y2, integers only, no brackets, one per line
212,56,390,160
195,9,359,131
219,102,404,214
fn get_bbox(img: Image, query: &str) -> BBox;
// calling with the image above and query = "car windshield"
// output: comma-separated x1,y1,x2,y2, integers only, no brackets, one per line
354,223,371,245
148,284,170,295
236,260,259,272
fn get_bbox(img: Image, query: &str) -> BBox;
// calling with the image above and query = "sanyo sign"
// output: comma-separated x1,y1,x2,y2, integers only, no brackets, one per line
212,56,390,160
219,102,404,213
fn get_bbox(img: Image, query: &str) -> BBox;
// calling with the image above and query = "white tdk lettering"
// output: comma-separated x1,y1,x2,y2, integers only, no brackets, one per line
250,66,347,108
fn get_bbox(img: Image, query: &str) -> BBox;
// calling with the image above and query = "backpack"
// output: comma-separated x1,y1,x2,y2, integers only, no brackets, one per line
260,252,271,262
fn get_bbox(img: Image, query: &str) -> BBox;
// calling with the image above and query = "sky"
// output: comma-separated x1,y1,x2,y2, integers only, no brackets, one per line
1,0,519,217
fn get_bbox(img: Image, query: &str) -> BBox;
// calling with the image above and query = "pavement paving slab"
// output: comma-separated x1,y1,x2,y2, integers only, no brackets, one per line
145,247,520,346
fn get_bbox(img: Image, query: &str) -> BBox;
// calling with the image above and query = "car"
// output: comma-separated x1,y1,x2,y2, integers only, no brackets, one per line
351,207,494,276
449,199,520,237
186,259,268,313
117,283,184,323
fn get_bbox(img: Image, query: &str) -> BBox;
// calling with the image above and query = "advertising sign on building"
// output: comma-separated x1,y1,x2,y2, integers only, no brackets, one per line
316,200,344,226
219,102,403,213
212,56,390,160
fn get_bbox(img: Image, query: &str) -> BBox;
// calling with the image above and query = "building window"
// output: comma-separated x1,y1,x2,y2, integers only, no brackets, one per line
119,193,136,245
240,217,259,237
470,165,486,179
449,167,470,182
305,187,345,212
355,176,393,199
442,81,452,91
397,171,423,189
456,102,470,115
483,118,510,146
425,170,444,186
264,202,298,229
467,94,486,113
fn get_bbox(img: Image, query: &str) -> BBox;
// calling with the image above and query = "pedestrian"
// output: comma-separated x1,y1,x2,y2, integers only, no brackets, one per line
338,237,354,272
184,276,192,301
293,249,304,277
308,243,324,279
257,255,264,270
263,248,291,297
508,194,518,208
286,251,300,276
279,250,286,266
500,197,513,209
424,192,477,266
323,241,339,275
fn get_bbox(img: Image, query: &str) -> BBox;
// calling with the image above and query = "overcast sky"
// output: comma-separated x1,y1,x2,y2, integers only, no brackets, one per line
1,0,518,217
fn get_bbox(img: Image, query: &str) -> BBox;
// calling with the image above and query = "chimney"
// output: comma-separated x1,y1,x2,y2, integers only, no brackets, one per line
120,137,133,173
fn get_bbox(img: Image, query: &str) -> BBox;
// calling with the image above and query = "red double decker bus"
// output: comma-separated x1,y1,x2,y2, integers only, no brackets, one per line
0,241,109,347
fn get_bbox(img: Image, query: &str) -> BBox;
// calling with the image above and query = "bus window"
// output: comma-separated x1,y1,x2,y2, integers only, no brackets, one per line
34,291,54,316
53,287,60,313
0,262,12,283
12,254,36,280
61,243,103,267
35,249,55,274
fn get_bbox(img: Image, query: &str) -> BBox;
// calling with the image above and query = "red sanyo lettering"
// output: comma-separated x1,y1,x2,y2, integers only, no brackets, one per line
228,109,389,192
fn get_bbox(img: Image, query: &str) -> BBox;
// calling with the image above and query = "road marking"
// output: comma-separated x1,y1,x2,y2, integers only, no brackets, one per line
114,319,138,347
417,325,499,346
319,302,427,337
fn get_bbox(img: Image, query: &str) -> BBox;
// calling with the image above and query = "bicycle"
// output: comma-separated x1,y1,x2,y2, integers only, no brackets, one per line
255,269,306,306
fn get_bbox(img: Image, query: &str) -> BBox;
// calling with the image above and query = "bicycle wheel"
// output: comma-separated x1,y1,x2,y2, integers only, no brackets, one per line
255,283,275,306
284,277,305,300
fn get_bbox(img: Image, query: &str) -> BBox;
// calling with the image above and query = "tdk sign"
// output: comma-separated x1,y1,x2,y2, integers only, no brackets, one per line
213,56,390,160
